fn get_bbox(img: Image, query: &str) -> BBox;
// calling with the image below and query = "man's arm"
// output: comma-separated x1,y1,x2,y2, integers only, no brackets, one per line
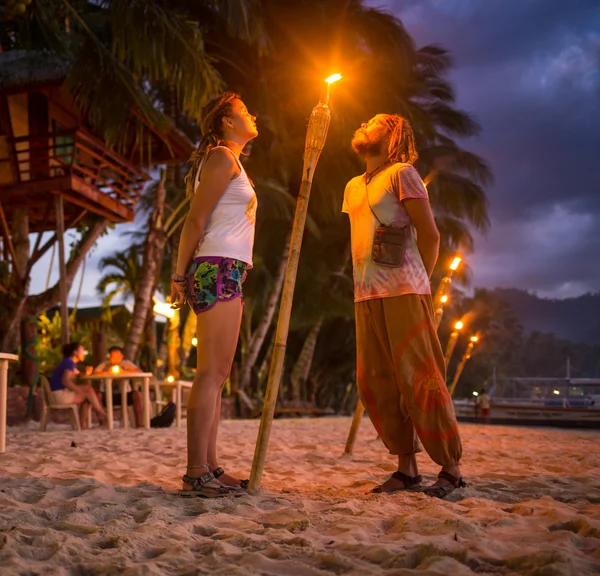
403,198,440,279
121,359,141,373
93,361,109,374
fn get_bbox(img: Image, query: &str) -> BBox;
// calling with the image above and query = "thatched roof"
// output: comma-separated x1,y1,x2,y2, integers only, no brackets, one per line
0,50,194,160
0,50,72,91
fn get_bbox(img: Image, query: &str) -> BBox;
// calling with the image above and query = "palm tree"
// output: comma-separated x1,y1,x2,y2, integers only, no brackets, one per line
0,0,268,351
191,0,491,402
96,245,143,306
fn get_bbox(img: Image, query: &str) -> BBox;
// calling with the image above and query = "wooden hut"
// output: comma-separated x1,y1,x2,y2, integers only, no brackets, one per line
0,50,194,342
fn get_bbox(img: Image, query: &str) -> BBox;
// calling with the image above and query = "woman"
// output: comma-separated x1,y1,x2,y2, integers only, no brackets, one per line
171,92,258,498
49,342,107,429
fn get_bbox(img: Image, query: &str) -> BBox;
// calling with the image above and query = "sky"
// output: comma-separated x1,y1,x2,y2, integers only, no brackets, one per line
376,0,600,298
28,0,600,305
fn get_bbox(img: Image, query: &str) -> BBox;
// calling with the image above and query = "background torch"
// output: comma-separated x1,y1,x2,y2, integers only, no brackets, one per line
433,256,462,330
249,74,342,491
449,335,479,396
444,320,463,367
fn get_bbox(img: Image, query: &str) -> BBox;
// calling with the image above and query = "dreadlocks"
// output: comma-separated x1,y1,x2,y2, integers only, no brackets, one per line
381,114,419,165
184,92,241,198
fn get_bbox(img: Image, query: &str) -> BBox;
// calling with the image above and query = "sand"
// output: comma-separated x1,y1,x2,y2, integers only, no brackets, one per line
1,417,599,575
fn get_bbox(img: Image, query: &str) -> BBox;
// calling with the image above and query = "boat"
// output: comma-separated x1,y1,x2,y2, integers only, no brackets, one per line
453,377,600,428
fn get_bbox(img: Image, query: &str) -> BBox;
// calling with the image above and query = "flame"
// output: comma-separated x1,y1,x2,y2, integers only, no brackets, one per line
449,256,462,271
470,335,479,342
325,73,342,84
191,337,198,347
440,294,448,303
454,321,464,330
111,365,120,374
167,375,175,383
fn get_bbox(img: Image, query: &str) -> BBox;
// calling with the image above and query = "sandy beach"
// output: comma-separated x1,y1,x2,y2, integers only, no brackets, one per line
1,417,599,575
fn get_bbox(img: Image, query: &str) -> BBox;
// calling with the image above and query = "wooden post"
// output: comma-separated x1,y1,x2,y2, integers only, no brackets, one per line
55,195,69,345
92,331,106,366
344,398,364,455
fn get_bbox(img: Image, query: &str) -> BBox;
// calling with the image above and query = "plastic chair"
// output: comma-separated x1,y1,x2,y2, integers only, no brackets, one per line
39,375,81,431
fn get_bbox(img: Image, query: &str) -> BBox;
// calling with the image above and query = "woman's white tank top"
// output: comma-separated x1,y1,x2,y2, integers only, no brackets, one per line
193,146,257,267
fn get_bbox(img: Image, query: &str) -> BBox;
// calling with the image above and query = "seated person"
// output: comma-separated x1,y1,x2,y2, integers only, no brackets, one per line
49,342,106,429
94,346,143,428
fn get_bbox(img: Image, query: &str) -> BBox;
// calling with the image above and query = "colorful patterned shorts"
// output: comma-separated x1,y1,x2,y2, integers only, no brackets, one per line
186,256,248,314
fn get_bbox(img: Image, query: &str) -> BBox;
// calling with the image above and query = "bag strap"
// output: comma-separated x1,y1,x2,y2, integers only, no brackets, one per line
365,180,385,226
364,161,396,226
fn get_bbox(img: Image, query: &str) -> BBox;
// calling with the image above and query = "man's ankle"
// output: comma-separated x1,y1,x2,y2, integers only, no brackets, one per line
397,455,419,477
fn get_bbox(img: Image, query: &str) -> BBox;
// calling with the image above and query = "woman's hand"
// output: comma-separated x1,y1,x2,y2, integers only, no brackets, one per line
171,274,188,310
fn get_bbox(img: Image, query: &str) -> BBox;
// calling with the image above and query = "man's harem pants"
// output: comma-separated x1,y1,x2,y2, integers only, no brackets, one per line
355,293,462,467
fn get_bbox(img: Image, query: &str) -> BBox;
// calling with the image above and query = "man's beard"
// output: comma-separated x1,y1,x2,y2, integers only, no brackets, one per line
351,131,385,158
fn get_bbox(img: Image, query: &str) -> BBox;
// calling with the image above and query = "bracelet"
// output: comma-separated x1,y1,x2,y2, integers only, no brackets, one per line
172,273,186,282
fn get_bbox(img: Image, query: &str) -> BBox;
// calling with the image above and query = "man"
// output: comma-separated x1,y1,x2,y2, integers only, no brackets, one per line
49,342,106,428
343,114,464,498
476,388,491,423
94,346,143,428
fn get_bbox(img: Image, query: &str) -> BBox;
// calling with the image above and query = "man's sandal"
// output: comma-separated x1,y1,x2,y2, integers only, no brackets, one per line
179,472,231,498
371,471,423,494
422,470,466,499
212,467,249,490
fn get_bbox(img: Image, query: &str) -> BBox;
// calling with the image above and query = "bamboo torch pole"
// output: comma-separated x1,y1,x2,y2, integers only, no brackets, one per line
343,398,364,455
248,75,342,491
449,336,479,396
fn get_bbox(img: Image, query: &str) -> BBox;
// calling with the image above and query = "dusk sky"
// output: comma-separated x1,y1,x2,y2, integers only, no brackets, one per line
381,0,600,299
30,0,600,306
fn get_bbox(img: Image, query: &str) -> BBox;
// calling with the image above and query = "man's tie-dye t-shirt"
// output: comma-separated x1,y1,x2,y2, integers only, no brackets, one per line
342,163,431,302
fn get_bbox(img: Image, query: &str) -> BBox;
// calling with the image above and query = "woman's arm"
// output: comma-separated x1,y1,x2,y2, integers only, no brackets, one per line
62,368,80,392
175,150,239,277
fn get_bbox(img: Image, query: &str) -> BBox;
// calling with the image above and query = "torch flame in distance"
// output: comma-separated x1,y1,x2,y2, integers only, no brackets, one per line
454,321,464,330
325,73,342,84
450,256,462,271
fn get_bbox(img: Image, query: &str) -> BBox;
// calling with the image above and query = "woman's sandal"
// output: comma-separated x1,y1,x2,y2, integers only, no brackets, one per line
212,467,249,490
371,471,423,494
179,472,231,499
422,470,467,499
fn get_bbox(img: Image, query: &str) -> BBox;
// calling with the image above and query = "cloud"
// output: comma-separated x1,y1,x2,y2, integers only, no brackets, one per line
370,0,600,297
470,204,600,297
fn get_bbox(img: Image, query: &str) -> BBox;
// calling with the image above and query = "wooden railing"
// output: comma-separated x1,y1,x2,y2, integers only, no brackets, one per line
1,130,149,207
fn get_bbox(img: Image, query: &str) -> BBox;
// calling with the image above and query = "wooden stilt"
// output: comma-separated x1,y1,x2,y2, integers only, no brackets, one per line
55,194,69,344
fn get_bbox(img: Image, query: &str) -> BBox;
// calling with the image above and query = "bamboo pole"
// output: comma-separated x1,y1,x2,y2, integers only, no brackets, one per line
444,319,464,367
449,338,478,396
248,94,334,491
344,398,364,455
55,195,69,345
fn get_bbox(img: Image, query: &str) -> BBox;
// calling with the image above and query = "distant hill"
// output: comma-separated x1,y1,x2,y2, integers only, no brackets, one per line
493,288,600,345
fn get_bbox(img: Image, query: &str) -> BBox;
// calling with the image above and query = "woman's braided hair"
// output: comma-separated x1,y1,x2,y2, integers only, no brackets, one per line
381,114,418,165
184,91,241,198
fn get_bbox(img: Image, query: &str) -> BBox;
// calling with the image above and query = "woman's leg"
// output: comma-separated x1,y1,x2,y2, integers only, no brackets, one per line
79,384,107,424
79,400,91,430
184,298,243,489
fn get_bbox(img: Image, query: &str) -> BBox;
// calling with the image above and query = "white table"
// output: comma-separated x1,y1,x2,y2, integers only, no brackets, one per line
0,353,19,453
83,372,154,430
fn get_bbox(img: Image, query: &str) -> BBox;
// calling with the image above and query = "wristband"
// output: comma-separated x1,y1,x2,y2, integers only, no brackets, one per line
172,273,186,282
